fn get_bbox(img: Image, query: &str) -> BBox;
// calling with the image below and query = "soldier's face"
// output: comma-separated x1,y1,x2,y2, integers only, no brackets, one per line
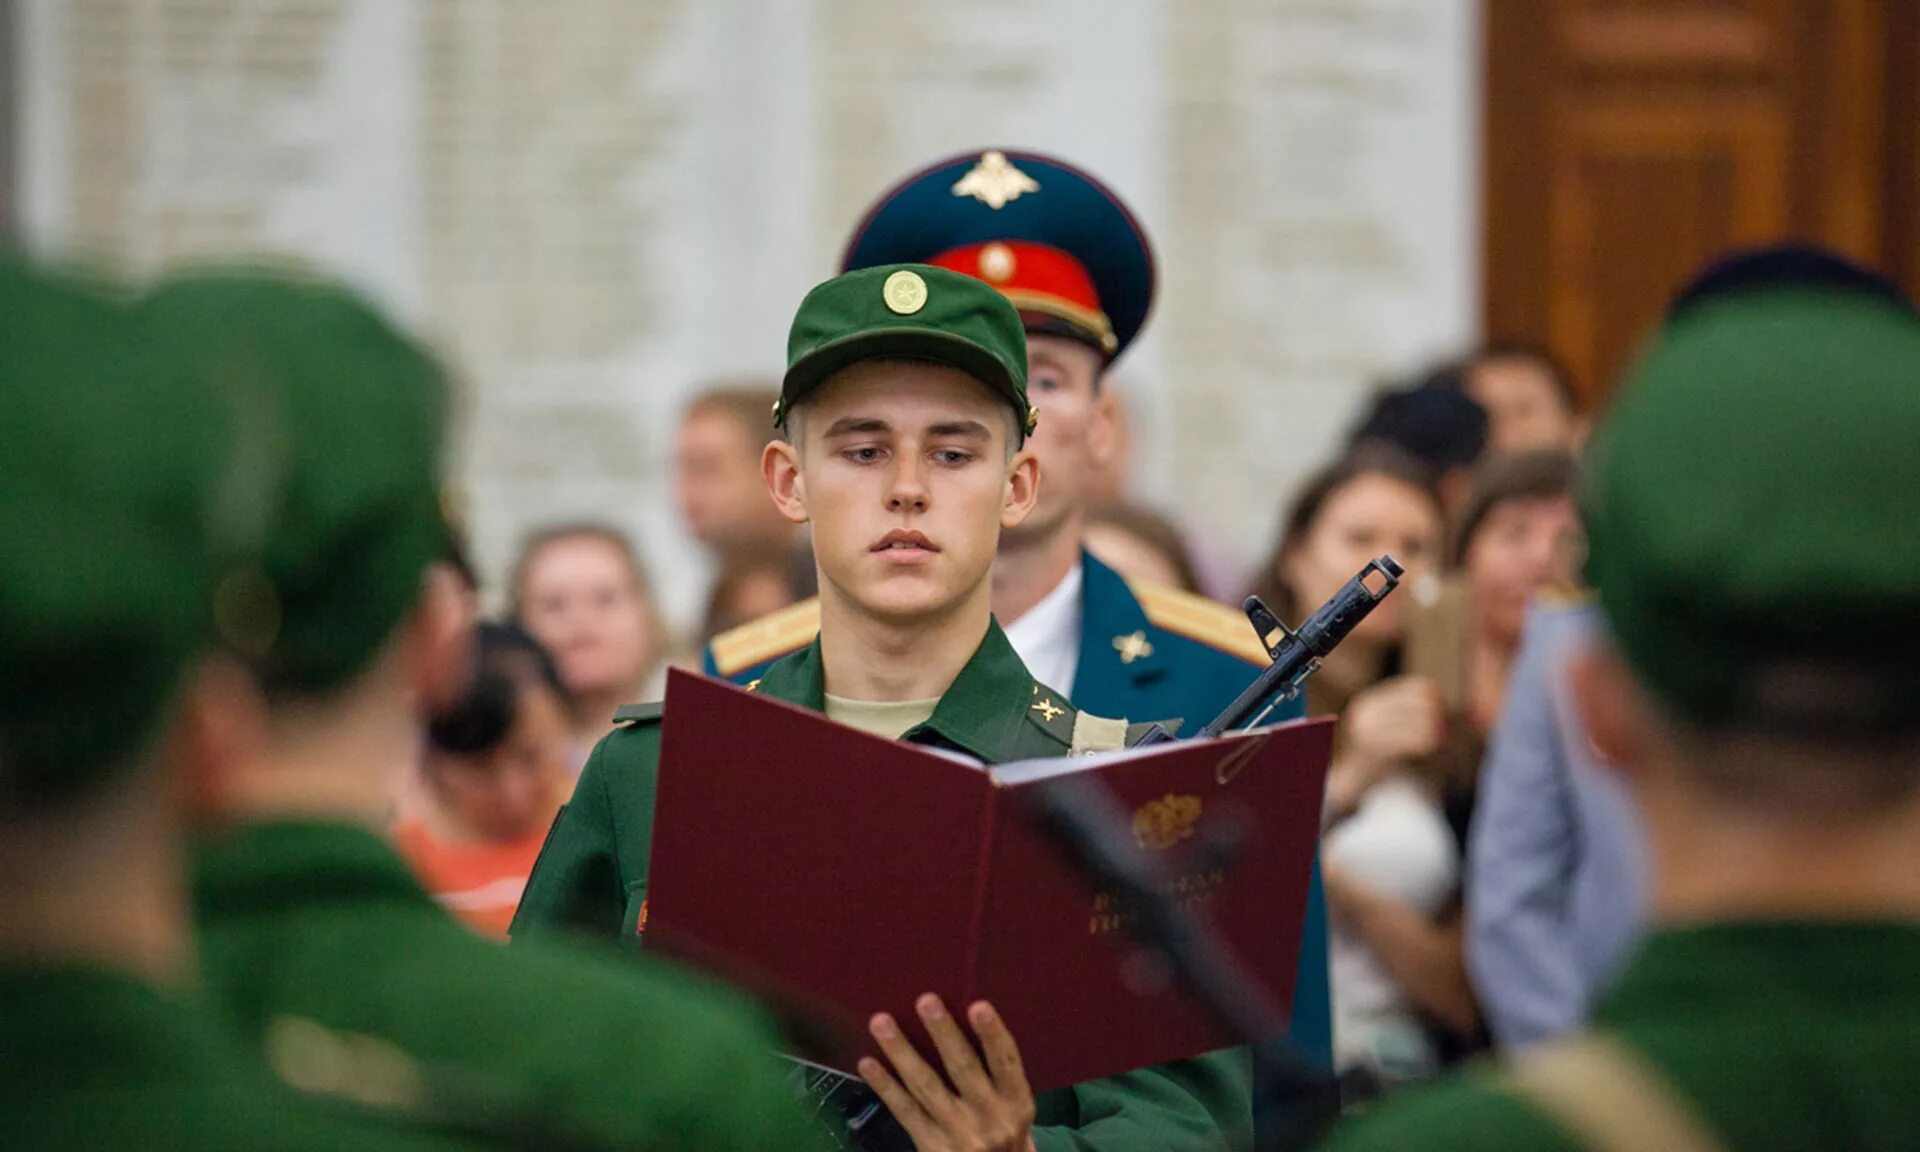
1004,334,1115,544
765,361,1038,625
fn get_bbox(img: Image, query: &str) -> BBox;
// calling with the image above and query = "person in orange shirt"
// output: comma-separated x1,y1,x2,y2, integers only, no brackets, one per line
396,623,574,938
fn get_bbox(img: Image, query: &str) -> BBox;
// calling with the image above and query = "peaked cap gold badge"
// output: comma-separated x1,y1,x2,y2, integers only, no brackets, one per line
883,269,928,314
951,150,1040,210
1132,793,1202,851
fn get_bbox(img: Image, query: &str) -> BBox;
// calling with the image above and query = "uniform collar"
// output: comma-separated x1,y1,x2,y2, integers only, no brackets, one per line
1074,548,1167,690
756,618,1047,762
1597,920,1920,1027
1002,558,1084,697
193,819,437,920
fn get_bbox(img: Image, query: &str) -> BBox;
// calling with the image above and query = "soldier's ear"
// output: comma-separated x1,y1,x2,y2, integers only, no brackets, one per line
408,564,475,715
763,440,810,525
1087,384,1121,469
1002,447,1040,530
1567,642,1647,782
170,653,270,820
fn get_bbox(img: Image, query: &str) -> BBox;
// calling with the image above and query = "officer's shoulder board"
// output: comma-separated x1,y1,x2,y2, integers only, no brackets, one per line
709,597,822,678
611,701,665,726
1125,580,1268,666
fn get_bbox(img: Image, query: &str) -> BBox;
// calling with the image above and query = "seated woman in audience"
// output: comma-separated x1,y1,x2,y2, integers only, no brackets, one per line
395,623,574,939
510,522,667,764
1321,450,1582,1093
1251,445,1460,1092
1085,503,1204,593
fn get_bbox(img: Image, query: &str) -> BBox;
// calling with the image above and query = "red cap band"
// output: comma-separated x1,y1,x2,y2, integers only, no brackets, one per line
927,241,1118,355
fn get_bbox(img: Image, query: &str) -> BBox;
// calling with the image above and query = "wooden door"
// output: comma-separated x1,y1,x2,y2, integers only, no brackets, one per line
1484,0,1913,407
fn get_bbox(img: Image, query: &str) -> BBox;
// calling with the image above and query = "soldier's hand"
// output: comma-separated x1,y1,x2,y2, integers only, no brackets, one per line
858,994,1036,1152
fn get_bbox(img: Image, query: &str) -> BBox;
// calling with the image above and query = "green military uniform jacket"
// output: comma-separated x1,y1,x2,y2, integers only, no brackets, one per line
0,963,476,1151
1315,922,1920,1151
194,820,826,1152
520,619,1257,1152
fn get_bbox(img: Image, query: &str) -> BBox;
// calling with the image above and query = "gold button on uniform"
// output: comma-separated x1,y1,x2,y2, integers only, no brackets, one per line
883,269,928,314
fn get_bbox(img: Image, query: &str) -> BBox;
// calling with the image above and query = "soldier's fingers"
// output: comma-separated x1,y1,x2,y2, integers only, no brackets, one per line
968,1001,1034,1109
917,994,995,1102
857,1056,944,1152
869,1012,963,1126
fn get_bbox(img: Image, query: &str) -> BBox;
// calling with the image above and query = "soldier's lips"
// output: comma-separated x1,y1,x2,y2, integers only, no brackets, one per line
872,530,939,563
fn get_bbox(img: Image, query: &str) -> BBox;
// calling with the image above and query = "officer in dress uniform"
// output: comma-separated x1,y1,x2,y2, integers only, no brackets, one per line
0,259,478,1151
1316,260,1920,1151
703,150,1334,1088
149,269,823,1152
519,264,1266,1152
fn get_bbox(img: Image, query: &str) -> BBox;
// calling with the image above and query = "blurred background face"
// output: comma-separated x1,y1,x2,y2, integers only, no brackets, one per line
676,404,781,551
1462,493,1581,648
423,681,569,842
1282,472,1443,643
516,535,658,700
1003,334,1111,544
793,362,1026,624
1467,355,1581,454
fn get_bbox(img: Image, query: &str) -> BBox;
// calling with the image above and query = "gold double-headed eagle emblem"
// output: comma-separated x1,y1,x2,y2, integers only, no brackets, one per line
1131,793,1202,852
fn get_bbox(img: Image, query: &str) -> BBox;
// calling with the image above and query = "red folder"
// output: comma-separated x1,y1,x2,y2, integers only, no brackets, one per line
647,669,1333,1093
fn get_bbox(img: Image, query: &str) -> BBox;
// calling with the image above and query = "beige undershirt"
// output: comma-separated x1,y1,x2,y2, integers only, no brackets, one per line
823,694,941,741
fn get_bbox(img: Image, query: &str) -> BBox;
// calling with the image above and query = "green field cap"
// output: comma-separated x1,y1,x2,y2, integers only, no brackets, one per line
145,268,449,696
0,260,248,805
778,263,1035,440
1584,287,1920,730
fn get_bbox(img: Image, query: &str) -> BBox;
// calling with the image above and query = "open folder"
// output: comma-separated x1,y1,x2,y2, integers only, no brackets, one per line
647,669,1333,1093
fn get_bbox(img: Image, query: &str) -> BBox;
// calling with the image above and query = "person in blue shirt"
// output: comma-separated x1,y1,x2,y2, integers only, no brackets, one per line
701,150,1335,1132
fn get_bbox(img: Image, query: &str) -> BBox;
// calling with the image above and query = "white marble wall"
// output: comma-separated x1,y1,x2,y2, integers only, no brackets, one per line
17,0,1477,632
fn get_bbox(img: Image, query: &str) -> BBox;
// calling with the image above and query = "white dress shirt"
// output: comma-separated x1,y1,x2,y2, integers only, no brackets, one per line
1001,562,1084,699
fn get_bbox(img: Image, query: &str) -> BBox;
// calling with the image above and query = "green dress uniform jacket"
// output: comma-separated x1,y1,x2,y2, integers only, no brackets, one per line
1314,922,1920,1151
705,550,1334,1071
519,620,1257,1152
193,820,827,1152
0,964,476,1151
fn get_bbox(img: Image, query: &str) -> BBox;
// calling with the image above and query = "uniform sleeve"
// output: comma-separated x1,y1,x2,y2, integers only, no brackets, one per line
1033,1050,1251,1152
512,734,632,943
1464,617,1585,1049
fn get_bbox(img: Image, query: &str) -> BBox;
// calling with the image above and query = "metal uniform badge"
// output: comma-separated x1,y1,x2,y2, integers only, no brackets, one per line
883,269,928,314
952,151,1040,210
1113,631,1154,665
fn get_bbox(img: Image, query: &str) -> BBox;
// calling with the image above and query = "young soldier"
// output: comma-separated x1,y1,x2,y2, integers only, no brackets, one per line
149,270,823,1152
1317,266,1920,1149
705,148,1334,1087
0,262,473,1150
519,264,1266,1151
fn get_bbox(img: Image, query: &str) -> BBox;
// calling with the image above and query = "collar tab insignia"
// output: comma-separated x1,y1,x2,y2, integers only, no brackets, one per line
1031,695,1066,723
1114,631,1154,665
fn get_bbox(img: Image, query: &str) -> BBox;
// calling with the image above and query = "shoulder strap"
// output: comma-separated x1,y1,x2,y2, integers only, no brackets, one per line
1069,711,1131,756
611,701,664,725
1504,1036,1728,1152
